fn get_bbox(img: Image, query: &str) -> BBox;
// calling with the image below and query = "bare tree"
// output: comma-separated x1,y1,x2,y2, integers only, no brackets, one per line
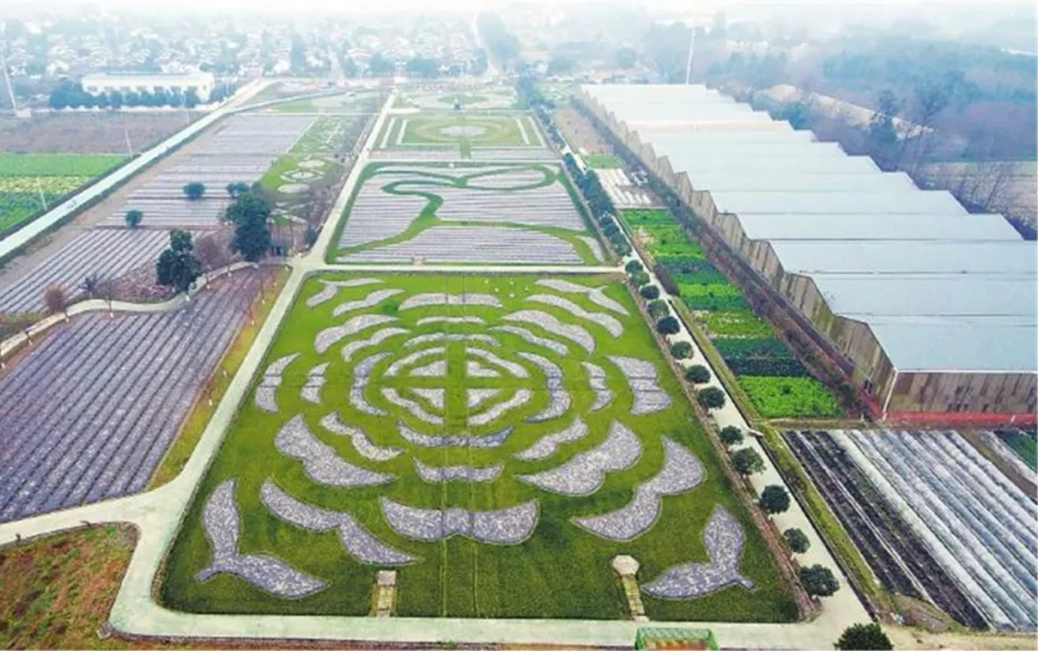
43,286,68,318
79,272,101,299
194,235,227,282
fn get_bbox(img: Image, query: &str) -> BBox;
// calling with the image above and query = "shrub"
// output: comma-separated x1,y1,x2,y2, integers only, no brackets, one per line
759,485,791,514
719,425,743,446
800,565,840,598
670,341,693,359
731,447,764,475
124,209,143,229
835,623,892,650
304,225,319,247
685,364,711,384
629,270,650,287
783,528,810,554
639,285,660,300
43,285,67,315
655,315,680,335
611,236,631,257
625,260,644,274
698,386,726,409
648,300,669,318
182,181,206,200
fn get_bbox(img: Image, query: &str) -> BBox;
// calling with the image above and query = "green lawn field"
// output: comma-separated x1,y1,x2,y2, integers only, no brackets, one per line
159,273,795,622
382,113,541,148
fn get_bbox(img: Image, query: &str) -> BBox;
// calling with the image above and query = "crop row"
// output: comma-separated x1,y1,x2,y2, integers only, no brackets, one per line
0,270,267,523
0,193,58,232
0,153,124,177
620,207,840,419
0,176,92,194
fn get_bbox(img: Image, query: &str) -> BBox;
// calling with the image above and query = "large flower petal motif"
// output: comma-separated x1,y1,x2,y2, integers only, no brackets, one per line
211,278,750,601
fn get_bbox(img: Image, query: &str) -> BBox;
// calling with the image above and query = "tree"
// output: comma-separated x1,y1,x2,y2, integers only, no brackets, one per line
43,286,67,316
640,285,660,300
759,485,791,515
156,229,202,294
304,225,319,248
630,270,650,287
183,182,206,201
226,181,250,199
731,447,765,475
625,260,644,274
648,300,669,319
719,426,744,446
367,52,395,77
697,386,726,410
616,47,637,69
229,191,273,263
783,528,810,554
79,273,101,298
835,623,892,650
405,56,440,79
685,364,711,384
670,341,693,359
800,565,840,598
124,209,143,229
656,316,680,335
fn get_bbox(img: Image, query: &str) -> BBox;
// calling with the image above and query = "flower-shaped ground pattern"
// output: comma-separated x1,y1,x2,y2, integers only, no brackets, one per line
161,274,792,623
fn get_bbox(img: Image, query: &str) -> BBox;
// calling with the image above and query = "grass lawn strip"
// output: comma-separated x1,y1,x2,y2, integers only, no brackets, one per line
584,154,623,169
160,273,794,621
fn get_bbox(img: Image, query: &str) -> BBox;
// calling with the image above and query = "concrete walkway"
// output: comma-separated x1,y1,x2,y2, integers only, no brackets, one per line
0,93,869,649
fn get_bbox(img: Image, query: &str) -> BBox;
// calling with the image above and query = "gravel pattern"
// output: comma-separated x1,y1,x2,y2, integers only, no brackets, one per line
574,437,705,541
397,421,513,449
400,293,502,310
431,184,584,232
516,352,570,422
381,388,444,425
582,362,613,412
535,279,628,316
261,480,414,565
300,362,328,405
529,294,624,337
385,347,445,377
503,310,595,354
468,388,502,410
416,316,486,326
196,478,326,598
579,236,606,263
315,314,398,354
413,460,504,483
319,412,402,462
307,279,383,308
514,418,590,461
467,347,528,377
380,498,539,544
340,327,409,362
349,352,390,416
641,506,753,599
518,421,642,496
411,388,445,410
274,415,394,488
255,353,300,413
331,289,404,318
410,360,447,377
404,333,500,348
468,390,533,427
0,272,264,523
467,360,500,378
490,325,570,356
608,356,672,416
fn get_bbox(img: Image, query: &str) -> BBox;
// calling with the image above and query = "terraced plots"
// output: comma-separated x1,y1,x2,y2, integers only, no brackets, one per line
0,270,271,523
0,154,124,234
0,229,174,314
334,164,600,265
160,274,793,622
103,115,314,229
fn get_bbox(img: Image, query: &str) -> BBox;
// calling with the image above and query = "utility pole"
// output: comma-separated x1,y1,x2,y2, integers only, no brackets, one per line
0,40,19,112
684,28,696,85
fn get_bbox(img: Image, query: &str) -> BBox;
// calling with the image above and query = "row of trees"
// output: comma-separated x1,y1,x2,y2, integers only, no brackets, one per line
48,80,236,111
476,13,521,69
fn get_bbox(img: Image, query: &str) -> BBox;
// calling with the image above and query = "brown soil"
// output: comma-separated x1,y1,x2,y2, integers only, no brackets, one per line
0,112,204,154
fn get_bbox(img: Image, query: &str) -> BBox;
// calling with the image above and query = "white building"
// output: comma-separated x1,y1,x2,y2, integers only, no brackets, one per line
80,71,216,102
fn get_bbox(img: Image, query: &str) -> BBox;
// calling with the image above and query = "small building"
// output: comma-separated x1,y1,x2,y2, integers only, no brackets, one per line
80,71,216,102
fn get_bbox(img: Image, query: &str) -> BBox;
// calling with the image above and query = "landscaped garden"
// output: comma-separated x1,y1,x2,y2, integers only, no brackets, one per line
331,163,605,265
0,153,124,234
159,273,795,621
379,112,544,149
621,209,840,419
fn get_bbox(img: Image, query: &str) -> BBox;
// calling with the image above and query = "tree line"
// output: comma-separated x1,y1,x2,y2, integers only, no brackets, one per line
48,80,236,110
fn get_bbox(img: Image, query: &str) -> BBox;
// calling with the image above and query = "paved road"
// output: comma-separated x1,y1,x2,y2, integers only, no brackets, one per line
0,80,272,262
